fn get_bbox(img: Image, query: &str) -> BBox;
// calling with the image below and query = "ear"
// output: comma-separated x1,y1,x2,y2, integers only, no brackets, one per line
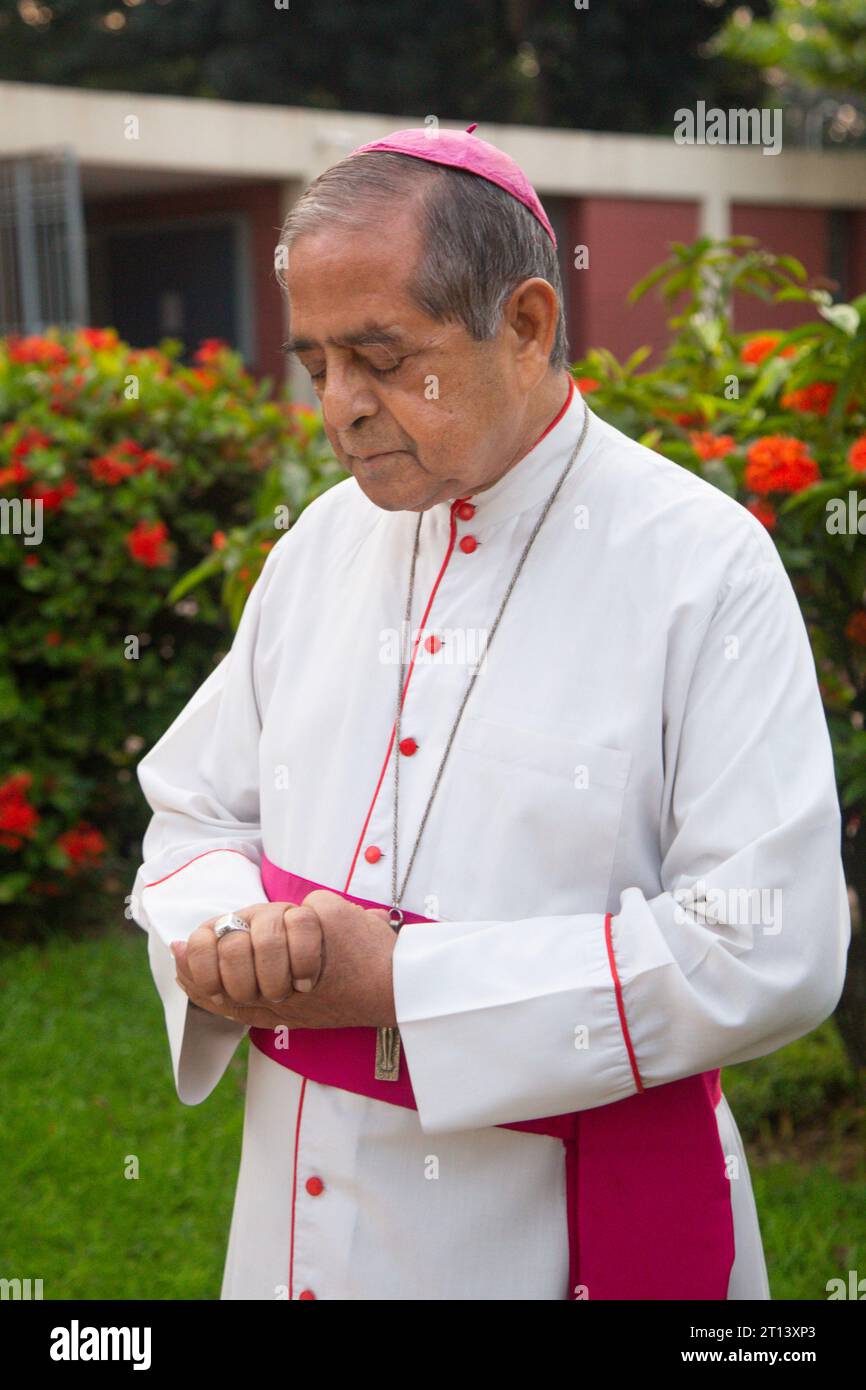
502,277,560,389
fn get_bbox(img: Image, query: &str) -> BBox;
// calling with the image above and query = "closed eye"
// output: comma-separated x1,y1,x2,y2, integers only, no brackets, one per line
309,358,405,383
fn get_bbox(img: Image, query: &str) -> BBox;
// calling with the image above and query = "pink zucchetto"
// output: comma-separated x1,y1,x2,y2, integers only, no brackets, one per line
349,123,557,248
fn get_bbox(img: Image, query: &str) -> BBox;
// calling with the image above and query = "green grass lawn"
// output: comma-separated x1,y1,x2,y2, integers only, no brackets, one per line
0,927,245,1299
1,926,863,1300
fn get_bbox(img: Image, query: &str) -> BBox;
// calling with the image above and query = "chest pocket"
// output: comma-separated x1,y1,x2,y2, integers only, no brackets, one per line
442,712,631,921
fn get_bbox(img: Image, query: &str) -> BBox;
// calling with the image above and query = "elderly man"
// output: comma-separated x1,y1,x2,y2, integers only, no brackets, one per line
131,127,849,1301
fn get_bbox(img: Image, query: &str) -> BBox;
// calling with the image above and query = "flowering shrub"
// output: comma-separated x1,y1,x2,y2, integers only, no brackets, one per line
0,328,338,925
168,398,344,628
572,236,866,1067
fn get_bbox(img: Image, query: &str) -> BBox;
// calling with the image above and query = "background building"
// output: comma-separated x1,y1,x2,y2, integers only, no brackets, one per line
1,80,865,399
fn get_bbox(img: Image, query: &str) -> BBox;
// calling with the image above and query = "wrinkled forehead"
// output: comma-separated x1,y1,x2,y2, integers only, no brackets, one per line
283,210,431,328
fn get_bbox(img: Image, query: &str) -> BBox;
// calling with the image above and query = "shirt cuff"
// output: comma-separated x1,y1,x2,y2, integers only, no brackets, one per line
393,911,639,1134
137,848,262,1104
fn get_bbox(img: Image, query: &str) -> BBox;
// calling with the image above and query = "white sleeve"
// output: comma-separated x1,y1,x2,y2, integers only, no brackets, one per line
129,545,282,1106
393,557,851,1134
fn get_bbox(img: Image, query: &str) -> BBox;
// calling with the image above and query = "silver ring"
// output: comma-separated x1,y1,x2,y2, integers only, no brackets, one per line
214,912,251,941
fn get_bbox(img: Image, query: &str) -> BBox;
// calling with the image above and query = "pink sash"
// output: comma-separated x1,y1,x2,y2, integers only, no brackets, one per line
249,857,735,1300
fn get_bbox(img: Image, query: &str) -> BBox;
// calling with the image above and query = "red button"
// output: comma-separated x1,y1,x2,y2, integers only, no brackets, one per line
299,1289,316,1300
424,634,442,654
456,501,475,520
364,845,382,863
399,737,418,756
459,535,478,554
305,1176,324,1196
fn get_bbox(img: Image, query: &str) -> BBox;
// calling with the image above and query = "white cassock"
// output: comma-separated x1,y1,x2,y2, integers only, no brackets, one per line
131,382,850,1301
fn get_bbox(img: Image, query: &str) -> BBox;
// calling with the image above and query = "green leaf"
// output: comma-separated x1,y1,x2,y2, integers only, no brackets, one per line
0,872,31,903
775,255,808,282
627,258,678,304
165,554,223,603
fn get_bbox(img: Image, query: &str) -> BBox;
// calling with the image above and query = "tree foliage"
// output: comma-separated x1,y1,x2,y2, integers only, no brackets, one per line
0,0,766,135
712,0,866,98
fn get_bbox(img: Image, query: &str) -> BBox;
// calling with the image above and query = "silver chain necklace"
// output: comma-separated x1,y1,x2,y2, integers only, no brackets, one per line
374,400,590,1081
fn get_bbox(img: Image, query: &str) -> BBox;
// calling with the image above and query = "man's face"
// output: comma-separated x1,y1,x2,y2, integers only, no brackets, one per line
283,203,532,513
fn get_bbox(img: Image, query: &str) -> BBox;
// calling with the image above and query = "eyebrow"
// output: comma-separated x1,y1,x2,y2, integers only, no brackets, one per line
281,325,409,357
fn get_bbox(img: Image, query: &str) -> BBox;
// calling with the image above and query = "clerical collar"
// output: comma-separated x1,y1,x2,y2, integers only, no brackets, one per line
433,377,598,530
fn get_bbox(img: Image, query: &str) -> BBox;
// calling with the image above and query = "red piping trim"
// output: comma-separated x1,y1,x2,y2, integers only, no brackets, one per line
343,505,460,895
288,1076,308,1301
534,375,575,447
142,846,253,890
604,911,644,1093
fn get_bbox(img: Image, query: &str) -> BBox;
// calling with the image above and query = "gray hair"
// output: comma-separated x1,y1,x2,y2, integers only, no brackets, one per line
277,150,569,371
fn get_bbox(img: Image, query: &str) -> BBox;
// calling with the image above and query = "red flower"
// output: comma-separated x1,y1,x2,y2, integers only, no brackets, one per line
8,335,69,367
189,368,219,390
211,530,227,551
0,773,39,850
0,800,38,836
194,338,230,365
0,462,30,487
92,439,172,476
47,372,87,413
125,519,172,567
689,432,736,462
12,428,53,461
91,455,135,485
781,382,836,415
75,328,118,351
1,772,33,798
575,377,600,393
57,822,107,873
657,407,707,428
44,631,62,647
741,335,778,366
745,499,777,532
24,479,77,511
845,611,866,647
740,335,798,366
744,436,820,495
848,436,866,473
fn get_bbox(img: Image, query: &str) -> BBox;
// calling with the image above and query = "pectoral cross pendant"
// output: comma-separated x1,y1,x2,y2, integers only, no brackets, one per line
375,905,404,1081
375,1025,401,1081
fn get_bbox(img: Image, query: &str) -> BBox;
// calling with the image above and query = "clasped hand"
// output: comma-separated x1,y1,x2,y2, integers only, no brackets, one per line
171,890,399,1031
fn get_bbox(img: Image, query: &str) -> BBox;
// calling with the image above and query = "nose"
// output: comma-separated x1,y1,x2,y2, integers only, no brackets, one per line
320,359,379,436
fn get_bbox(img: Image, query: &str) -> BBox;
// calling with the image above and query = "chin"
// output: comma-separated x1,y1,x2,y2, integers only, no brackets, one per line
356,483,416,513
352,475,434,514
346,455,425,509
